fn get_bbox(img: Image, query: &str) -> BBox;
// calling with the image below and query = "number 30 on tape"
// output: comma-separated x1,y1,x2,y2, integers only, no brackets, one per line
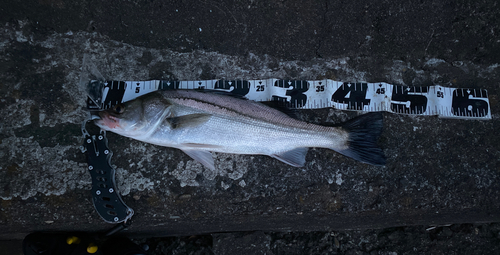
92,79,491,120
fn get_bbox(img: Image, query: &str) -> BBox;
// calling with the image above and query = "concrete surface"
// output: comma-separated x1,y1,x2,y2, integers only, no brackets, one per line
136,224,500,254
0,0,499,250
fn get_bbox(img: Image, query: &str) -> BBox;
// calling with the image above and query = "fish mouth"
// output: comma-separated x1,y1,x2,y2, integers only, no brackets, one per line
89,113,101,120
94,111,119,129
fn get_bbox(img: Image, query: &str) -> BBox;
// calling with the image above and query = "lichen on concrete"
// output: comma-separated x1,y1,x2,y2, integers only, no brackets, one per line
115,168,155,196
0,136,89,200
170,160,204,187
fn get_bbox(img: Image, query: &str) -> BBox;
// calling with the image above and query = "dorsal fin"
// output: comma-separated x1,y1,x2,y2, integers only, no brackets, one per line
260,101,298,119
194,89,249,100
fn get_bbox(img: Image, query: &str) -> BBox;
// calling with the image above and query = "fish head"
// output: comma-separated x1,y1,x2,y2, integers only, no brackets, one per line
94,93,172,137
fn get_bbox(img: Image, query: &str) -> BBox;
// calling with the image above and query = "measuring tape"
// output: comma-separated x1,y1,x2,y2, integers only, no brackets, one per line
82,79,491,222
86,79,491,120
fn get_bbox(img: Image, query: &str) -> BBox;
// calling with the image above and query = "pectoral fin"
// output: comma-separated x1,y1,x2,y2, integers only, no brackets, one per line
168,114,211,129
181,143,222,149
181,149,215,170
271,147,308,167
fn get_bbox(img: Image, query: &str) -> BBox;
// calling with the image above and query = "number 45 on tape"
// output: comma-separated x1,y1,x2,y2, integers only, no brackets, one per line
322,82,491,119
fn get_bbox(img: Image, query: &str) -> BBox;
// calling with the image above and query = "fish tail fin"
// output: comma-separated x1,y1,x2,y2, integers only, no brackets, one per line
337,112,386,166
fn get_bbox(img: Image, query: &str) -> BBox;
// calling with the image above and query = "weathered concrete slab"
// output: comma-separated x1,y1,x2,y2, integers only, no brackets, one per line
1,0,499,240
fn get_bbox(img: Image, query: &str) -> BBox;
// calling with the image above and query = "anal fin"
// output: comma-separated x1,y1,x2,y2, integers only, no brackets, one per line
271,147,308,167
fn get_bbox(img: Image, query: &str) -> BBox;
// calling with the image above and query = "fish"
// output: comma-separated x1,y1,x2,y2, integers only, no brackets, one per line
94,90,385,170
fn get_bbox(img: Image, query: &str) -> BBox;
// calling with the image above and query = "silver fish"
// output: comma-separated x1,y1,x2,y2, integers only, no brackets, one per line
95,90,385,170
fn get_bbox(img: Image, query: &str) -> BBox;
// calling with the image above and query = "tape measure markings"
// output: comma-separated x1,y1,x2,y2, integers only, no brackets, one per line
90,79,491,120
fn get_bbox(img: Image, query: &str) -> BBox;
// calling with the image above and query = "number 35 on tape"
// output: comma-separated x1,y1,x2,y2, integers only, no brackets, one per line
95,79,491,120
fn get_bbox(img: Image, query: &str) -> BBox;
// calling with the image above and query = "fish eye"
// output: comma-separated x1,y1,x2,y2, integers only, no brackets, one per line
113,104,125,114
